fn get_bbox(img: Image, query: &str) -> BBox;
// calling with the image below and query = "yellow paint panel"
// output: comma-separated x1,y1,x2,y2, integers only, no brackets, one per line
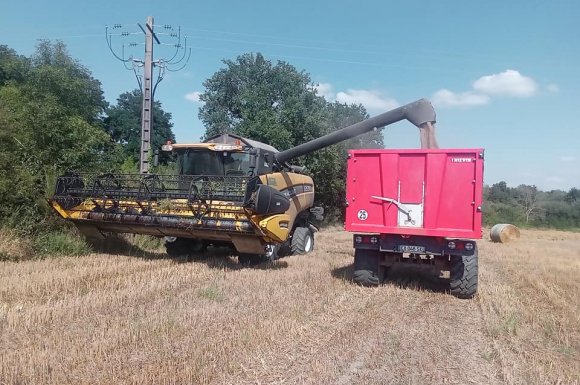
258,214,291,243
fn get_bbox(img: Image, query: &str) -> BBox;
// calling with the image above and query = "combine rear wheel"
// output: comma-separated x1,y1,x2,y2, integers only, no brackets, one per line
449,245,478,299
291,227,314,255
353,249,381,286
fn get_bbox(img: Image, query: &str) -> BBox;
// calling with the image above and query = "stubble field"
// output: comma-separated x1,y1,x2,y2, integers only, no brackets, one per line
1,228,579,385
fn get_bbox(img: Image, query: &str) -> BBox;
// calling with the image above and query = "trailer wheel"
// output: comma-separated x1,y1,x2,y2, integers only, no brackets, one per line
449,245,478,299
291,227,314,255
353,249,381,286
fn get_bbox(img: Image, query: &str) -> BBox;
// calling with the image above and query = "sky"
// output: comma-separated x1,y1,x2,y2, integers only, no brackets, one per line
1,0,579,191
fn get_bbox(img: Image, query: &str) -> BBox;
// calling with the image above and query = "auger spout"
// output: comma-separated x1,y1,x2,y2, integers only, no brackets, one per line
274,98,436,164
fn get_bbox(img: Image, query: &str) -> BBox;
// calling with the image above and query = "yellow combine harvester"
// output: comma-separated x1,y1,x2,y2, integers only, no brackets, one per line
49,99,436,264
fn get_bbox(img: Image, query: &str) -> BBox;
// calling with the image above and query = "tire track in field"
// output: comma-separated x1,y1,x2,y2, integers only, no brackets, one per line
331,285,503,385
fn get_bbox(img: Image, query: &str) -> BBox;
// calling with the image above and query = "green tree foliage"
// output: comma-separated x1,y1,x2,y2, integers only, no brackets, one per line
565,187,580,203
105,89,176,165
304,102,383,218
199,53,326,149
198,53,383,219
0,41,119,230
483,181,580,229
0,45,29,86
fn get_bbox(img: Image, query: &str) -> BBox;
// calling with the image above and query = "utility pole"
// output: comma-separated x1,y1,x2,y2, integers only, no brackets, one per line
140,16,154,174
106,17,191,174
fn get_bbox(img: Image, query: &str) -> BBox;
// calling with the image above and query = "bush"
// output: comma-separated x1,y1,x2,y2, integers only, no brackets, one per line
0,228,35,261
32,231,91,257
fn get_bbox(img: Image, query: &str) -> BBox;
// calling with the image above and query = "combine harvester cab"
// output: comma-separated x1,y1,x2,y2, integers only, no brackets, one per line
345,148,484,298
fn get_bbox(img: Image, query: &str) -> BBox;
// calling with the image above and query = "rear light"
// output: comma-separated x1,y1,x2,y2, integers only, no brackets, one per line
354,234,379,248
447,240,473,252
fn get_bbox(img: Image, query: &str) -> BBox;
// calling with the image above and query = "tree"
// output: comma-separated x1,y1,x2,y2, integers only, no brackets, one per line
565,187,580,203
0,41,116,230
516,184,541,224
0,45,29,86
488,181,512,204
29,40,108,123
305,102,383,217
198,53,384,219
105,89,176,165
199,53,326,150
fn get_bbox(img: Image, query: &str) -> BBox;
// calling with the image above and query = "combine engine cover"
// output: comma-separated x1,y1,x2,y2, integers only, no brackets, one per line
345,149,484,239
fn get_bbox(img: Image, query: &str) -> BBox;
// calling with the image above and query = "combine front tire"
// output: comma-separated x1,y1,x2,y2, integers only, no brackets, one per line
353,249,381,286
449,246,478,299
165,238,206,259
291,227,314,255
238,244,281,266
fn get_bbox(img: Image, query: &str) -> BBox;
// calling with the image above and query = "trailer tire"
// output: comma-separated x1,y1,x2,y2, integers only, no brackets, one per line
291,227,314,255
449,246,478,299
353,249,381,287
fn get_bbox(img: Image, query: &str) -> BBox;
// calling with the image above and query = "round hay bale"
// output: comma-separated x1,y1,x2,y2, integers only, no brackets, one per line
490,224,520,243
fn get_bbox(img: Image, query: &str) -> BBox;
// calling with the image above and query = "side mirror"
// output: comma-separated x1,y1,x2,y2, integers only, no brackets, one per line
249,148,258,170
153,150,159,167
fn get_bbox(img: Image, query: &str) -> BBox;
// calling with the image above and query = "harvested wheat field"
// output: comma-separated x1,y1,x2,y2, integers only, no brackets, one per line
1,228,579,385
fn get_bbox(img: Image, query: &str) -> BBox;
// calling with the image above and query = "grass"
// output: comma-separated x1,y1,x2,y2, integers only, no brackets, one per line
0,228,34,261
0,228,164,261
0,228,578,384
32,231,92,256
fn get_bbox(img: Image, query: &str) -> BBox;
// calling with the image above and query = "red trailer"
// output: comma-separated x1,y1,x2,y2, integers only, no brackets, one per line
345,148,484,298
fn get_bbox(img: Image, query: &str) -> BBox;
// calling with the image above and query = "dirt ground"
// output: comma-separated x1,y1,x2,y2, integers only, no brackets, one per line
1,228,579,385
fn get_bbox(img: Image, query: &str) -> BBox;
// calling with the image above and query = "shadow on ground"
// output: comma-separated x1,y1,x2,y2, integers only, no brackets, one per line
88,236,288,270
331,263,449,295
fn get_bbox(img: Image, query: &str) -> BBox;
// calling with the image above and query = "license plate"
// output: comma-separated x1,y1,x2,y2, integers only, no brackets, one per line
398,245,425,253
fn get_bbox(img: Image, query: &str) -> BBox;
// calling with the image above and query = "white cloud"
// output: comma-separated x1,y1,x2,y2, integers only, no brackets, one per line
546,83,560,93
560,155,576,162
472,69,538,98
432,69,541,109
313,82,335,100
184,91,202,103
335,89,399,113
432,89,490,108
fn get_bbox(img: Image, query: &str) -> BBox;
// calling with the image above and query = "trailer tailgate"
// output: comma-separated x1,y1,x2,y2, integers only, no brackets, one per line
345,149,484,239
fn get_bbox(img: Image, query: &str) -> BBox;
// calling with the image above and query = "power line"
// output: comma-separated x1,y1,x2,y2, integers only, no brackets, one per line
106,16,191,174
